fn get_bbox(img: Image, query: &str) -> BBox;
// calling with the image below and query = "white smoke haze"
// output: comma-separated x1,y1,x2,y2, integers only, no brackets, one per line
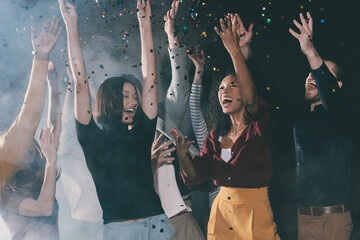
0,0,199,239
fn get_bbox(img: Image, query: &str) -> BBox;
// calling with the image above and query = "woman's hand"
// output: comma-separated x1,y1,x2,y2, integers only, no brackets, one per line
233,14,254,60
289,12,315,56
38,128,57,164
214,15,241,56
170,128,194,161
164,0,179,36
188,46,205,84
137,0,152,28
31,17,62,60
151,134,176,168
58,0,78,27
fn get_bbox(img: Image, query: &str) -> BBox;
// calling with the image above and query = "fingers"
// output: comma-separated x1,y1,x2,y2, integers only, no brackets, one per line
236,14,244,29
42,18,51,33
51,17,60,35
55,25,63,40
50,132,55,146
174,0,180,15
158,140,174,152
167,10,173,21
153,133,165,149
158,156,175,163
48,61,55,71
170,128,180,140
226,16,231,30
248,23,254,33
214,26,222,37
289,28,300,39
292,19,305,34
219,18,227,32
183,136,195,146
38,128,44,143
49,16,57,34
170,0,175,18
299,13,310,34
161,146,176,156
307,12,313,34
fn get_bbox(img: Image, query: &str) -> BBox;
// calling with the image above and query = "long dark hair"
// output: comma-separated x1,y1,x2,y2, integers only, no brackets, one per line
205,69,236,136
94,75,143,126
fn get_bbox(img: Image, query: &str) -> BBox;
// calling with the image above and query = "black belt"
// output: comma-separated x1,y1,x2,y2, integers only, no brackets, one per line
298,203,350,217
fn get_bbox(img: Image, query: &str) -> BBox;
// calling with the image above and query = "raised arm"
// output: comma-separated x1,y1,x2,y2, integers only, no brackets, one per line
289,12,322,70
18,128,58,217
289,12,359,135
59,0,91,125
0,18,62,179
137,0,158,119
215,14,258,114
47,62,62,149
163,0,192,129
188,47,208,150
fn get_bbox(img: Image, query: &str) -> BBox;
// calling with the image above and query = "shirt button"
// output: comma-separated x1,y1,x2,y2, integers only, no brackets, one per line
228,176,231,180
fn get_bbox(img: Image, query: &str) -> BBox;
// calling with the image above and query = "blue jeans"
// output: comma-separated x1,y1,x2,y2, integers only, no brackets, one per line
103,214,175,240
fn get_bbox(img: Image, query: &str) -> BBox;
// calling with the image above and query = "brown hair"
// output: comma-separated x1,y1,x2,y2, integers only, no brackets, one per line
94,75,142,126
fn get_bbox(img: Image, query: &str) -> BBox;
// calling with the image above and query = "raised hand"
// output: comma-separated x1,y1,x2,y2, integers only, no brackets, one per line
38,128,57,164
289,12,315,56
164,0,180,36
188,46,205,71
214,15,241,55
188,46,205,84
232,14,254,60
31,16,62,60
137,0,152,25
58,0,78,27
151,134,176,168
170,128,195,161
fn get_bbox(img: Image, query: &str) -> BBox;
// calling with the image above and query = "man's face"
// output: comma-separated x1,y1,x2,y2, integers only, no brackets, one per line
304,60,341,103
304,72,320,103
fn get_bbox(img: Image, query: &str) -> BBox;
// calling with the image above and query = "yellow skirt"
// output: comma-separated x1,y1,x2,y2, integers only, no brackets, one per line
208,186,280,240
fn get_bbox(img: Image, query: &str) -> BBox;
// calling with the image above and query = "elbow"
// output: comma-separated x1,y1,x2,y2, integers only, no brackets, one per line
35,204,54,217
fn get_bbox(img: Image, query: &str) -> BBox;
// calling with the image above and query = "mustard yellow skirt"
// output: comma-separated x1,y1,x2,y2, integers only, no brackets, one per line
208,186,280,240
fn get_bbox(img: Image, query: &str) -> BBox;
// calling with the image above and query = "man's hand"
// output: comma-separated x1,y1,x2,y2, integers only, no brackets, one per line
289,12,315,56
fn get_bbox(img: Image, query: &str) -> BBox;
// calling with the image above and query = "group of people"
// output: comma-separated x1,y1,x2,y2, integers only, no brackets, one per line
0,0,357,239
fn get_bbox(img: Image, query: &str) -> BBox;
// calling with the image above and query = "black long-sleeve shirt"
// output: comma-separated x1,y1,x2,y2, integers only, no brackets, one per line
293,62,358,206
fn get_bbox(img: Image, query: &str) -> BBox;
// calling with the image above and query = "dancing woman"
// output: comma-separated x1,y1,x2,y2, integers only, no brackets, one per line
172,14,280,240
59,0,175,239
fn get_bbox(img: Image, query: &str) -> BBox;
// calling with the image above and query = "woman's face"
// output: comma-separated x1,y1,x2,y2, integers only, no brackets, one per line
121,82,139,124
218,75,243,115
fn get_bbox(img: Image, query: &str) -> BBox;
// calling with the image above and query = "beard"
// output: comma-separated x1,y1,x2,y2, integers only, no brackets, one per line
304,91,321,103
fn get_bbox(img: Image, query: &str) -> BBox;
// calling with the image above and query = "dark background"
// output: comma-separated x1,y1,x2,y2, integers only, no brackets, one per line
0,0,359,239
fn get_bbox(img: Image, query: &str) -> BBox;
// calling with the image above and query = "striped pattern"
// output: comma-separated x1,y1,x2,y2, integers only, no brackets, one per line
189,83,208,151
189,83,220,208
